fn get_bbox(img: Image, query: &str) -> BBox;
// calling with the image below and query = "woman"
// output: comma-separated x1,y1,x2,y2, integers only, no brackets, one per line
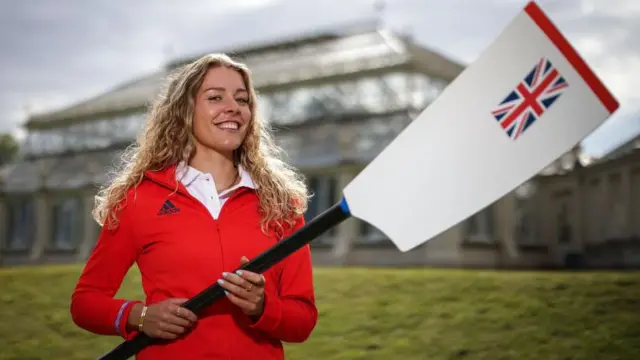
70,54,318,359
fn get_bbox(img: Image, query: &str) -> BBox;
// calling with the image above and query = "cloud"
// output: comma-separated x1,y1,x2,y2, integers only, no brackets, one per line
580,0,640,19
382,0,640,156
0,0,286,137
549,0,640,155
0,0,378,135
165,0,379,59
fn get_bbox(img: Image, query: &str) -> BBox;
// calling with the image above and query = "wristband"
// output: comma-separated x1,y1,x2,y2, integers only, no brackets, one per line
138,306,148,332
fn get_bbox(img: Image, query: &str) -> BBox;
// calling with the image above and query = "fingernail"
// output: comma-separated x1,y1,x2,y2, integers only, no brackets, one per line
222,272,229,277
236,270,243,276
217,279,224,285
224,290,229,295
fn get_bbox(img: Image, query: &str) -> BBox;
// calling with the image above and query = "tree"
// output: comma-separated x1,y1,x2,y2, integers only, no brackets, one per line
0,133,19,166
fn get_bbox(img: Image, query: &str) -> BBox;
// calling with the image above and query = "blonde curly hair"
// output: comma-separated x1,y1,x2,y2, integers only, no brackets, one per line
93,53,309,236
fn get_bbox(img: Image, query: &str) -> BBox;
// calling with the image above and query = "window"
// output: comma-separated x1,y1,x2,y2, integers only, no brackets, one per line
586,178,603,244
410,73,448,109
466,206,494,243
6,198,35,251
22,113,146,157
304,174,337,243
305,177,321,222
556,202,572,245
514,198,536,244
51,197,83,251
607,172,626,239
358,220,387,244
260,72,449,126
514,182,538,244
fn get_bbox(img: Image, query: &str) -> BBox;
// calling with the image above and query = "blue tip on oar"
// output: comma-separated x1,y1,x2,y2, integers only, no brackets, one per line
339,197,351,215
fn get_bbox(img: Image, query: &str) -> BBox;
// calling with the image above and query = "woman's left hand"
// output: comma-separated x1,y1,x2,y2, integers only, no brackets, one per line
218,256,266,318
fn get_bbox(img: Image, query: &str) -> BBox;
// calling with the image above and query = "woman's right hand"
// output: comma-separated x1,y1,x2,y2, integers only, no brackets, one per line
128,298,198,339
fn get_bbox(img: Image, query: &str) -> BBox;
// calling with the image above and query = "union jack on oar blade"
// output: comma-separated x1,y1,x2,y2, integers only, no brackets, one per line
492,57,569,140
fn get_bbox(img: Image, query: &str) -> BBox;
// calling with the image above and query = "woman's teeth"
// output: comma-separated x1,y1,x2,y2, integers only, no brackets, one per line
217,122,239,130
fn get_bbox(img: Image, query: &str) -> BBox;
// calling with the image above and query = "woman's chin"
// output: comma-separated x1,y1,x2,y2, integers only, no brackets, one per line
195,129,247,152
214,139,245,153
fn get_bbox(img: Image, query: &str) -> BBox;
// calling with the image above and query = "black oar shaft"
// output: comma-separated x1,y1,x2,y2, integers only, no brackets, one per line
98,200,351,360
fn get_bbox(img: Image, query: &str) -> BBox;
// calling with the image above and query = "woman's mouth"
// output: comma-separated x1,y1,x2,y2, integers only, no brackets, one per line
216,121,240,131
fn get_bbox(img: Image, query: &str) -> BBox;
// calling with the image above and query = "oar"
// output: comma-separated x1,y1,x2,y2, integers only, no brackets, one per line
98,1,619,359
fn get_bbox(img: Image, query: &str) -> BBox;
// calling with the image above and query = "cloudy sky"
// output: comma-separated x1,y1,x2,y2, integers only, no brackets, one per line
0,0,638,157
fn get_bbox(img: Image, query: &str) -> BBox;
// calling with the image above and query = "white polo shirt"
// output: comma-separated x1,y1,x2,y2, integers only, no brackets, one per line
175,162,257,220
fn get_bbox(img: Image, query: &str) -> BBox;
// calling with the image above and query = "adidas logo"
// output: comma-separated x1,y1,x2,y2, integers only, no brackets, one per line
157,200,180,216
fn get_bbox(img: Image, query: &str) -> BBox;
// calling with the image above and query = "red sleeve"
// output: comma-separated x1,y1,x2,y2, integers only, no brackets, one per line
70,193,142,339
248,216,318,342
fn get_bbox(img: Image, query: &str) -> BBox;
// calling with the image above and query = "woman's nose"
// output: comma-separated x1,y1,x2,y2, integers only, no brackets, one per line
224,99,240,113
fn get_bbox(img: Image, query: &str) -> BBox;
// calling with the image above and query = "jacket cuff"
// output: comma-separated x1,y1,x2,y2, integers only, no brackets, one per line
248,290,282,333
116,300,142,338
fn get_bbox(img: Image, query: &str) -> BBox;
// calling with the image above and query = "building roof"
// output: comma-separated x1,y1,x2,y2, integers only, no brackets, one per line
26,70,169,128
0,150,121,193
597,131,640,163
25,28,464,128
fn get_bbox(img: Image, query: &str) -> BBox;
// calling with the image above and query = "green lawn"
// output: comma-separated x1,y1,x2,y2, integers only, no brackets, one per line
1,264,640,360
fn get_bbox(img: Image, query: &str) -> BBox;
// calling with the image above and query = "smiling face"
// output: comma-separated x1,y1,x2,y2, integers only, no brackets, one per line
191,65,253,159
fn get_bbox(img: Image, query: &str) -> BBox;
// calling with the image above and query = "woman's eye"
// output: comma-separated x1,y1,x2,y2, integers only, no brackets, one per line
236,98,249,104
208,96,222,101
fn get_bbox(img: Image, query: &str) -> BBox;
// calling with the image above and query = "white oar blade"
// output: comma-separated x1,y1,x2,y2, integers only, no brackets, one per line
342,1,619,252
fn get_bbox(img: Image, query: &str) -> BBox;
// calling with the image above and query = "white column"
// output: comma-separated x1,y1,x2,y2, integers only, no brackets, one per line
77,191,99,261
29,192,51,263
496,192,520,260
332,170,358,265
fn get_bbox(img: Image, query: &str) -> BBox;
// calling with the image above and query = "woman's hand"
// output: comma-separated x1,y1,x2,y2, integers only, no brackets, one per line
129,298,198,340
218,256,267,318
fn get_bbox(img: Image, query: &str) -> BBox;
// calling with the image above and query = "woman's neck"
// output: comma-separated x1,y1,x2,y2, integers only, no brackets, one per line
189,148,239,192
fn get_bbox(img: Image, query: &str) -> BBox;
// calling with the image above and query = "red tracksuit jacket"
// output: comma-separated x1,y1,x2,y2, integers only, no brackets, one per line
70,164,318,359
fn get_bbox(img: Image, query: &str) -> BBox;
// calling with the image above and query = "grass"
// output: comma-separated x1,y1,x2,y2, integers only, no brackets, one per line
1,265,640,360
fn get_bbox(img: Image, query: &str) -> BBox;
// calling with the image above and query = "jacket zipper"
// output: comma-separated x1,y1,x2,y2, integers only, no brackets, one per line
143,169,254,358
216,188,252,270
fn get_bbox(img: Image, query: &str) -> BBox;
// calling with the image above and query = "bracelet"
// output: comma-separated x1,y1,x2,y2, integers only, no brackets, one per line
138,306,148,332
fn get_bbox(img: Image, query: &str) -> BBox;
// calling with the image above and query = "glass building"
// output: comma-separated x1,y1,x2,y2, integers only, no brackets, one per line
0,26,549,268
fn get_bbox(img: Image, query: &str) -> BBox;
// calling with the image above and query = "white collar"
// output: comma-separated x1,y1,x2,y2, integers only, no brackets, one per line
176,162,257,192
